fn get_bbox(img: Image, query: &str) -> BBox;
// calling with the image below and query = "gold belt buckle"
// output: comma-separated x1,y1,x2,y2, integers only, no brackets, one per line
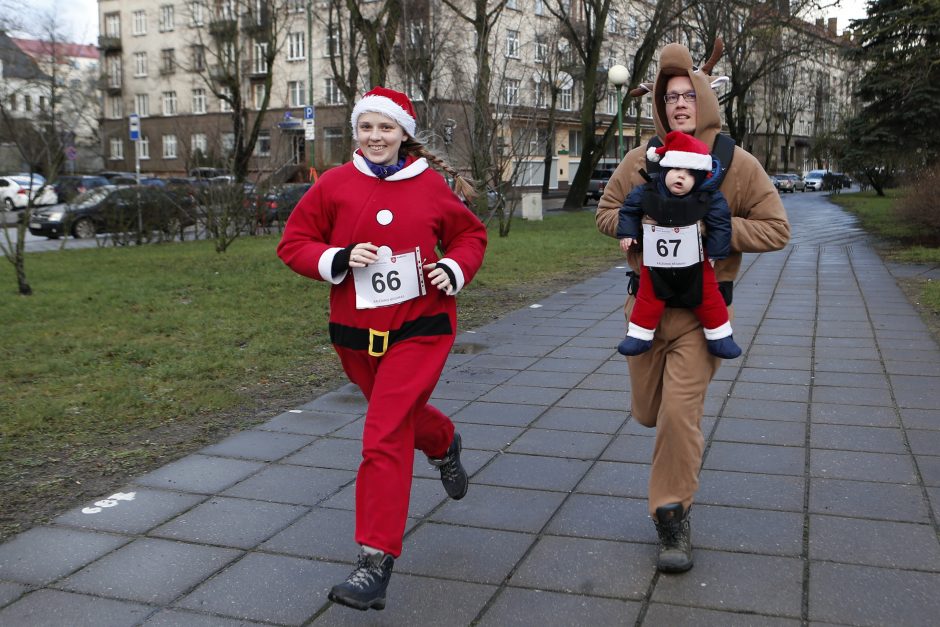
368,328,389,357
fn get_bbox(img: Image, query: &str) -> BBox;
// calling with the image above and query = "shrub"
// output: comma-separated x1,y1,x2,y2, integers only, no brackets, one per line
894,164,940,246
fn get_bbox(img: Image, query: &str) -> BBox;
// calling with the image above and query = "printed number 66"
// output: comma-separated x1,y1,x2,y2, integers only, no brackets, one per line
371,270,401,293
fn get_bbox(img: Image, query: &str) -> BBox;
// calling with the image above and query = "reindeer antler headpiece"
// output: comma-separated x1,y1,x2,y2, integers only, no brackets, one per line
628,38,727,97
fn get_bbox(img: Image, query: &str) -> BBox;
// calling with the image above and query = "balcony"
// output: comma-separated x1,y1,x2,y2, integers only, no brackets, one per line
97,35,121,51
208,18,237,39
97,74,123,94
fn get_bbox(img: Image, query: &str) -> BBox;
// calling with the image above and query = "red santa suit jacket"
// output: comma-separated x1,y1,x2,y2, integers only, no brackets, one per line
277,152,487,345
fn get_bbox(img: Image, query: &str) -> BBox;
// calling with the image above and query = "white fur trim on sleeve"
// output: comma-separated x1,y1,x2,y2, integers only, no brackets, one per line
703,321,733,340
627,322,656,341
318,247,348,284
436,258,466,295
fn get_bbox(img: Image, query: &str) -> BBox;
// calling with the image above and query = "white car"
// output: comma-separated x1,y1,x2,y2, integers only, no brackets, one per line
0,176,59,209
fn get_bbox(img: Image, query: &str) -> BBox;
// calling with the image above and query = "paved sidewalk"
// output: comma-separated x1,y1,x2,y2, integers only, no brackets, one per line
1,193,939,626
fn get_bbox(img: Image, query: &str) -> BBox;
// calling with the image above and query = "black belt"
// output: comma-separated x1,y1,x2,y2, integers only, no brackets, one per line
329,313,452,356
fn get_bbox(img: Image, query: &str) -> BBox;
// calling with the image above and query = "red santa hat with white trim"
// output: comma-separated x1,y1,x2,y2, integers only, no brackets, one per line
647,130,713,171
350,86,417,138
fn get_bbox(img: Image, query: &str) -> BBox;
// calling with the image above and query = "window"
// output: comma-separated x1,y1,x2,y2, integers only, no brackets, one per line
505,79,520,106
162,91,177,115
568,130,582,156
535,0,544,15
133,52,148,77
7,94,15,111
192,45,206,71
255,131,270,157
190,1,205,26
252,42,268,74
108,96,123,119
323,127,344,165
506,0,517,9
132,10,147,36
221,132,235,155
534,38,547,63
506,30,520,58
287,32,305,61
24,95,32,112
106,56,122,87
190,88,206,114
139,137,150,159
110,137,124,159
219,87,233,112
288,0,304,12
559,86,572,111
135,93,150,117
607,91,618,114
163,134,178,158
288,80,305,107
534,83,546,108
220,0,235,20
608,10,619,34
405,74,425,101
324,28,339,57
627,16,638,38
325,78,342,105
104,12,121,37
159,5,174,31
161,48,175,74
191,133,207,154
252,83,266,109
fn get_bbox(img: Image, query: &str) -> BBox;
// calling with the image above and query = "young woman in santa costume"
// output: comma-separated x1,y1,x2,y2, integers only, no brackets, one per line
277,87,486,612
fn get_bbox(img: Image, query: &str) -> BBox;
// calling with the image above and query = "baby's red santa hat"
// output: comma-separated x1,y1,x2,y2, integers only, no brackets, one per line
647,130,712,171
350,86,417,138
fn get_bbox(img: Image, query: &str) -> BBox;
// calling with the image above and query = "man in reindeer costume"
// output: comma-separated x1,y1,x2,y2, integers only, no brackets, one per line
596,42,790,572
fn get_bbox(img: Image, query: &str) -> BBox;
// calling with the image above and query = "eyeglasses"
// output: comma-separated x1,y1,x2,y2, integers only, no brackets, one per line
664,91,696,104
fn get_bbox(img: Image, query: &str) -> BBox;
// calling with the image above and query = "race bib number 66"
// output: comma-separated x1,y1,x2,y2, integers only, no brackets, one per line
353,246,426,309
642,223,703,268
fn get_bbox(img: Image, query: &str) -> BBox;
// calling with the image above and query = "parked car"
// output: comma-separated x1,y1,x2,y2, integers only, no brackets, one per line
804,170,828,191
784,173,805,192
28,185,197,239
53,175,110,203
98,170,137,182
252,183,312,227
587,167,616,201
830,172,852,189
0,175,58,209
772,174,795,193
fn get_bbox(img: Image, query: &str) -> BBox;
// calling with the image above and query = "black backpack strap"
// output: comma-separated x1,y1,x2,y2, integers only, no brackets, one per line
645,133,736,187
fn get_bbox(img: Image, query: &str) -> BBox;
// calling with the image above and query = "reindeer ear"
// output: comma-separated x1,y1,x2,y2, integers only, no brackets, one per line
701,38,724,76
710,76,729,89
629,83,653,97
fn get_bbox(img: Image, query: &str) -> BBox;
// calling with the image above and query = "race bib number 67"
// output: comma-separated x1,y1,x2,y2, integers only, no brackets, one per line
353,246,426,309
642,223,703,268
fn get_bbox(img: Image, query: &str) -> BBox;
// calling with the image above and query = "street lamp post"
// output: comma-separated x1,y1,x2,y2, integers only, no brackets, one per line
608,64,630,161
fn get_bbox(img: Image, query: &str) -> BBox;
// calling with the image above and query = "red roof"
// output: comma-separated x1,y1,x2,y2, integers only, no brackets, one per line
12,38,99,61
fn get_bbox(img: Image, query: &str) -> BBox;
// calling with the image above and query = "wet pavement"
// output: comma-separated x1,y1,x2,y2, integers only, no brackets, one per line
1,190,938,626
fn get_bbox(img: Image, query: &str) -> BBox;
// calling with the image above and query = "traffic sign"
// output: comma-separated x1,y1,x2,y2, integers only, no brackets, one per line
304,118,315,141
65,146,78,161
304,106,314,120
128,114,140,141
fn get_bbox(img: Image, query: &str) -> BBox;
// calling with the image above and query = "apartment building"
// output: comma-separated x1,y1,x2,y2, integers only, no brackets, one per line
95,1,854,185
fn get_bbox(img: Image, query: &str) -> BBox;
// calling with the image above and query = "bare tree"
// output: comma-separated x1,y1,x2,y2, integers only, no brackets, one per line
440,0,508,216
181,0,291,184
346,0,403,87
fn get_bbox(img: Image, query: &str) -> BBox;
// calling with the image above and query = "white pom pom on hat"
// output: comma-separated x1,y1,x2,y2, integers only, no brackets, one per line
350,86,417,138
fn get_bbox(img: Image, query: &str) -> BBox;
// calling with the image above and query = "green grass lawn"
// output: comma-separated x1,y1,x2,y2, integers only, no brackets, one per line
830,190,940,313
0,210,621,539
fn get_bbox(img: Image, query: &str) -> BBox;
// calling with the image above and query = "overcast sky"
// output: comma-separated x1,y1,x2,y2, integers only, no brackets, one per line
23,0,871,45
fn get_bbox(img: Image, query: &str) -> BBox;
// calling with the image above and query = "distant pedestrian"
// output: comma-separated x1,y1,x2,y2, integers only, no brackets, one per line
616,130,741,360
597,42,789,573
277,86,487,611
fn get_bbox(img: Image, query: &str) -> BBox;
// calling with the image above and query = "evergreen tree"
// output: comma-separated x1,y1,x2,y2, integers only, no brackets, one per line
841,0,940,194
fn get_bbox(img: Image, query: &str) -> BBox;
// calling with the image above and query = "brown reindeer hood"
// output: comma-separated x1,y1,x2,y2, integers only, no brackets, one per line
639,42,724,148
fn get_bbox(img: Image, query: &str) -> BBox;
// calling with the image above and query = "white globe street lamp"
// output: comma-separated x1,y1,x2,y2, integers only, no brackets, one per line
608,64,630,161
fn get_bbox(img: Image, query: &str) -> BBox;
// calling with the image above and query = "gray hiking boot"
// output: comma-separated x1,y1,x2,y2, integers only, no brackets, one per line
328,549,394,611
654,503,693,573
428,432,469,500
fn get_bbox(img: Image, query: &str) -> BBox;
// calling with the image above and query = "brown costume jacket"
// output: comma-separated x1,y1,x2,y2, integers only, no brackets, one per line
596,44,790,282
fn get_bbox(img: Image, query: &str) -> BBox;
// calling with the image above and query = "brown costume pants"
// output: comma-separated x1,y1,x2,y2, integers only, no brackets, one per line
624,298,727,516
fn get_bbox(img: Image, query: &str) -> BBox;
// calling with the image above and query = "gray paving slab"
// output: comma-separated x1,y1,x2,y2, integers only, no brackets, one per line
4,194,940,625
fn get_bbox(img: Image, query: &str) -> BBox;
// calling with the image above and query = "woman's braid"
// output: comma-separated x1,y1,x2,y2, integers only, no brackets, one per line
402,138,478,202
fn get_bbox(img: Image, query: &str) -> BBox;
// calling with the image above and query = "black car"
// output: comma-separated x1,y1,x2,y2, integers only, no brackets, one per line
53,175,110,203
252,183,312,227
28,185,197,240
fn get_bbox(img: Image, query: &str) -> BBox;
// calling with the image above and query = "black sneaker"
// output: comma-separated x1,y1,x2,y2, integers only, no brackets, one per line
429,432,469,500
328,550,394,611
654,503,693,573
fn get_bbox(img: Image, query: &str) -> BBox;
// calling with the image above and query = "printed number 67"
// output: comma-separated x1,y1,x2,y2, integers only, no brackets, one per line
656,239,681,257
